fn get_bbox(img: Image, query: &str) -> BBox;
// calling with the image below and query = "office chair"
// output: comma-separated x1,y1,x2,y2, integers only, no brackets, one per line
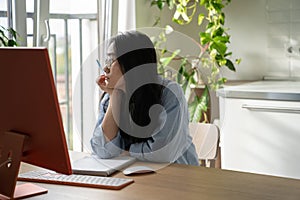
189,122,220,167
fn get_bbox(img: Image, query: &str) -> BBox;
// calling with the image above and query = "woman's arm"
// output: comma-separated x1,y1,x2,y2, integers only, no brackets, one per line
90,76,125,158
101,90,122,141
95,74,124,141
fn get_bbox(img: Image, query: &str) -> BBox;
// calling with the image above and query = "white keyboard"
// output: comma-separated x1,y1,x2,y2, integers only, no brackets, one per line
18,170,134,190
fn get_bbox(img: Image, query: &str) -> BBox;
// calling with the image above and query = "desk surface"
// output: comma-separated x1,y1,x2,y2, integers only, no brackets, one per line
19,158,300,200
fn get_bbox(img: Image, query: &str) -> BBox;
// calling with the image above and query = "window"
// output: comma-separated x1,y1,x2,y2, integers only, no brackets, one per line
2,0,106,152
0,1,8,27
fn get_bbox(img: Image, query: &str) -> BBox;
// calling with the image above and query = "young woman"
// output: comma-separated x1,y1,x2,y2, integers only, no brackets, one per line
90,31,199,165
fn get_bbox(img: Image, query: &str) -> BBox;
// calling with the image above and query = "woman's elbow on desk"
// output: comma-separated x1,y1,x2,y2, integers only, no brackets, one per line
129,147,179,163
90,145,122,159
90,139,122,159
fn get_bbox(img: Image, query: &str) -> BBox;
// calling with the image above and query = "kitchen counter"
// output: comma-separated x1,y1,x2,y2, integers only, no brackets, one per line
217,81,300,101
217,80,300,179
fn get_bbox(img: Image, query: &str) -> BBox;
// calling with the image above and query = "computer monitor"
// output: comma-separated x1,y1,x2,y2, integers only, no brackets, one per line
0,47,72,199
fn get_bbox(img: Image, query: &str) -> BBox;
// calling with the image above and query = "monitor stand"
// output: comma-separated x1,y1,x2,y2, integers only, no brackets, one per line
0,131,48,199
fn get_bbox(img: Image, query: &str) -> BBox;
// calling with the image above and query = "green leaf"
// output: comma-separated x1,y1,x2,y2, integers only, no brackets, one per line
224,52,232,57
8,28,17,39
189,86,209,122
210,40,227,55
212,28,225,38
172,18,185,25
189,74,197,85
166,0,174,9
150,0,167,10
217,77,227,85
199,32,212,45
165,25,174,34
184,80,192,101
151,1,159,8
198,13,205,25
152,16,161,27
225,59,236,71
181,79,189,96
160,49,180,67
214,35,230,43
235,58,241,64
219,12,225,25
157,0,164,10
7,39,16,47
0,37,6,46
218,58,227,66
181,11,190,22
181,0,188,7
177,64,185,84
173,7,181,19
191,102,204,122
188,96,200,122
200,0,206,5
206,22,214,30
0,29,8,39
211,2,224,13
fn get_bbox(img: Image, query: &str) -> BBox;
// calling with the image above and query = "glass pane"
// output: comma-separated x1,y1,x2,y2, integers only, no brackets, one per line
50,0,97,14
48,19,67,101
0,17,7,28
0,1,7,10
25,0,98,150
26,0,34,12
0,0,7,28
26,18,33,34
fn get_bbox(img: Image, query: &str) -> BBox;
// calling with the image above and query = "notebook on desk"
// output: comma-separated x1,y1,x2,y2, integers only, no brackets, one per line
71,155,136,177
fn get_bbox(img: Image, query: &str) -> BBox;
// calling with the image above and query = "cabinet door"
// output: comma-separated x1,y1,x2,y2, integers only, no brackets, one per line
219,97,300,179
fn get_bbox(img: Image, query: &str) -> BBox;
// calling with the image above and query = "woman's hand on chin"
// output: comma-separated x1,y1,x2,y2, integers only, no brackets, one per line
96,74,113,94
96,74,125,95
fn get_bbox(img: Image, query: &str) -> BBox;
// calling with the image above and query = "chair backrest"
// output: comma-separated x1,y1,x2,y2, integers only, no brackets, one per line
189,122,220,166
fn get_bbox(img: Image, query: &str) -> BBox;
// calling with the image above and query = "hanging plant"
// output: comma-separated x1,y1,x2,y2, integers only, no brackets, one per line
151,0,241,80
150,0,240,122
152,27,210,122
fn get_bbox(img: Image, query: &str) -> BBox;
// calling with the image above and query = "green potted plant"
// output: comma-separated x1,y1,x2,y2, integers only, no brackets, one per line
150,0,240,122
0,25,18,47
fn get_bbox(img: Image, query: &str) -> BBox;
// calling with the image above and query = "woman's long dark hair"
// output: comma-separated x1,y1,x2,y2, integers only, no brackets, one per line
110,31,164,149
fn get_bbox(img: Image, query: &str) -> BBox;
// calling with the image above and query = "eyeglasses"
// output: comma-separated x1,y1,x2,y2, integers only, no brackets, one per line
104,57,117,69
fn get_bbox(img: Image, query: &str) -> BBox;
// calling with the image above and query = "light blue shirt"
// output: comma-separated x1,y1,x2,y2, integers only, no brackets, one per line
90,78,199,166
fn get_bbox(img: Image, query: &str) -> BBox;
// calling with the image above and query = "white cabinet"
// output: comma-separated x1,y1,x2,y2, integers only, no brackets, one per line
218,81,300,179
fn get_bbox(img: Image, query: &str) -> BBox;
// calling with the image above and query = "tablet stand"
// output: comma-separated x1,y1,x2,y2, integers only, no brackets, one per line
0,131,47,199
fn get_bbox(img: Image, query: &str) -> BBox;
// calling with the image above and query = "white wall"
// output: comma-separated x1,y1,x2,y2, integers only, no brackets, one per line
136,0,300,81
223,0,268,80
225,0,300,80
